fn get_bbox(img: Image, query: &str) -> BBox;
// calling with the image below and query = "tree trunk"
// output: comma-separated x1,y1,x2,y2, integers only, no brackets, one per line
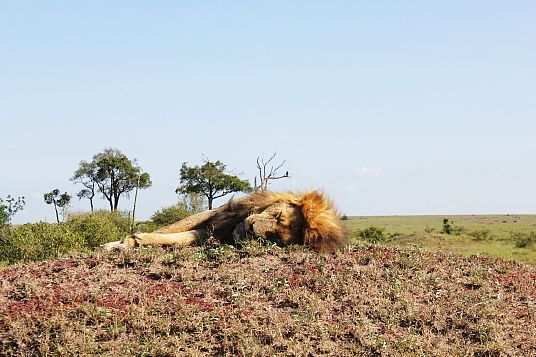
131,175,140,233
53,201,60,223
208,193,214,210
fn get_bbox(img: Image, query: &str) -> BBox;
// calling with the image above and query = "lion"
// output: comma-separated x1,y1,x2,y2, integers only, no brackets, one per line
101,190,347,253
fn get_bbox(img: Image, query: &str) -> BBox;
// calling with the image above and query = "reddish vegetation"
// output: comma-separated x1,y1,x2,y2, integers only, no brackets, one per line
0,243,535,356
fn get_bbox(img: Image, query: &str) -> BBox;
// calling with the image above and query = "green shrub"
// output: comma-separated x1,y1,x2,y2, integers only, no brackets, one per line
67,212,127,247
0,222,80,263
510,231,535,248
354,225,387,243
133,221,161,233
441,218,466,236
442,218,453,234
150,193,207,227
150,205,192,226
468,228,491,241
82,209,132,233
452,225,466,236
388,232,403,239
0,211,133,264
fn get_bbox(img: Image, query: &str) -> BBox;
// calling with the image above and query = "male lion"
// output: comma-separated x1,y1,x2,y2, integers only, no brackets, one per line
101,190,347,253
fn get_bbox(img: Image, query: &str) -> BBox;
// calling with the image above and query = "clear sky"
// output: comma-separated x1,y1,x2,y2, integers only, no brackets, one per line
2,1,536,224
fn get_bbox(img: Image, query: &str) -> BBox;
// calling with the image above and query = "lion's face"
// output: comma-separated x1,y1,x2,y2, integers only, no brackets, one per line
232,201,305,246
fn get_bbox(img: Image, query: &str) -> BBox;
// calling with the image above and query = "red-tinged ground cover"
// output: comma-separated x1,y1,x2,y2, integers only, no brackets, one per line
0,243,535,356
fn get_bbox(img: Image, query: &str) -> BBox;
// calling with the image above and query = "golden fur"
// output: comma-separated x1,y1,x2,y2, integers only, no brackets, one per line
101,190,347,253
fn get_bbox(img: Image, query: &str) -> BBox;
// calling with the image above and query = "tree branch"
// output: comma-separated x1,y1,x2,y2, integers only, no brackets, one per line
254,153,292,192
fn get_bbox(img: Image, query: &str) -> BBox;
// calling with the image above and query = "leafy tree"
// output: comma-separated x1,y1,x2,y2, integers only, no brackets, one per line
176,159,252,209
71,148,152,211
0,195,25,227
44,189,72,223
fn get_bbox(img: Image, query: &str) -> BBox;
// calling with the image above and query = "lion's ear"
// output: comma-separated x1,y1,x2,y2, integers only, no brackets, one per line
299,190,347,252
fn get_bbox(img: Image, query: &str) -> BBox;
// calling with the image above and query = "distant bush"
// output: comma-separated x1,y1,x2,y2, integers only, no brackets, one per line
441,218,466,236
151,193,207,227
442,218,453,234
354,225,387,243
451,225,466,236
388,232,404,239
150,205,192,226
510,231,535,248
468,228,492,241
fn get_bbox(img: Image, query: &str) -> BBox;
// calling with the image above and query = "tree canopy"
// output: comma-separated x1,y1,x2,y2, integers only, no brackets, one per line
72,148,152,211
176,159,251,209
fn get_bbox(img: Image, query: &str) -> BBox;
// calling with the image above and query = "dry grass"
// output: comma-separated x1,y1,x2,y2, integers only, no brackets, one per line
1,242,535,356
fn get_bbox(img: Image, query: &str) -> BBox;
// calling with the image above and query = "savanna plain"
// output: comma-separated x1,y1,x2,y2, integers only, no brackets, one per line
0,213,535,356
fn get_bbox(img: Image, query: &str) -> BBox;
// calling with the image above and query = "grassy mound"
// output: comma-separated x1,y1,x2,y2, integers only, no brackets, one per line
1,242,535,356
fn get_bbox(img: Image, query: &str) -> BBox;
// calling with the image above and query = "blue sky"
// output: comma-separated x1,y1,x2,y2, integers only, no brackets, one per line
2,1,535,224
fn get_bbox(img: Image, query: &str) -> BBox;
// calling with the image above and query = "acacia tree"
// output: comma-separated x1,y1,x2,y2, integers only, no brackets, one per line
71,148,152,211
44,189,71,223
176,159,251,209
0,195,25,227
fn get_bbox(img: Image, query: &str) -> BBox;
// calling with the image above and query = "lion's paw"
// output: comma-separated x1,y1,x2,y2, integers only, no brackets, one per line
100,241,126,252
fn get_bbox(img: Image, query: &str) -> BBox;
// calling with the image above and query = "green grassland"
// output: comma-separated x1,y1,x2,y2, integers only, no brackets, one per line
344,214,536,265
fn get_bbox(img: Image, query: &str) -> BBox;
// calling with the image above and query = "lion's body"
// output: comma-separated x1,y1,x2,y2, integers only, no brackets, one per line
102,190,347,253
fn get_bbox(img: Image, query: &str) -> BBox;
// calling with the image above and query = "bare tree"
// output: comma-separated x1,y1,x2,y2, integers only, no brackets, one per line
254,153,292,192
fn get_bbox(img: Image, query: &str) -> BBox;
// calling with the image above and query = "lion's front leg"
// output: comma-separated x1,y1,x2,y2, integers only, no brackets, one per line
101,229,208,251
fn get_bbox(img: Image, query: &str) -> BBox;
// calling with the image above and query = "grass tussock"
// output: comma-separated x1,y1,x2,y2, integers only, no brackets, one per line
1,242,535,356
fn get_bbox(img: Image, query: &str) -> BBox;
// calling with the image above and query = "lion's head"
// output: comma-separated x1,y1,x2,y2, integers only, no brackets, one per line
231,191,347,252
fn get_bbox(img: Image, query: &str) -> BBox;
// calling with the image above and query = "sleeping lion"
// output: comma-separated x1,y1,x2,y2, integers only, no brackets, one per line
102,190,347,253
